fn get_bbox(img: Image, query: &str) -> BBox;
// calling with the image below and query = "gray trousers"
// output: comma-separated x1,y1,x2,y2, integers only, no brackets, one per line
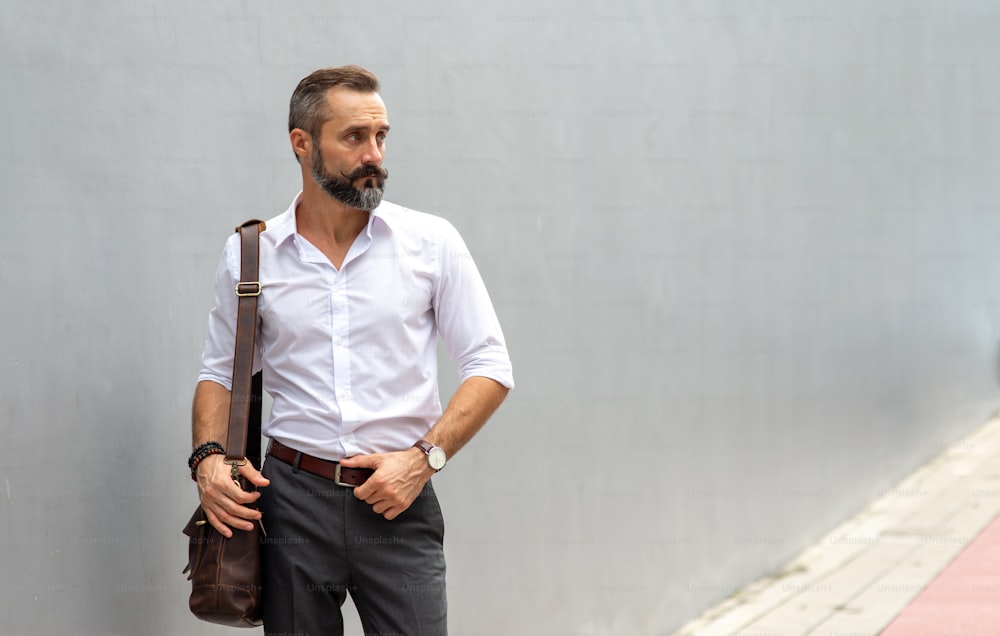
259,454,447,636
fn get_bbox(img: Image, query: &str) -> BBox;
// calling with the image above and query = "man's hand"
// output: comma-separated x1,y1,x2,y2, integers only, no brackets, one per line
196,454,270,538
340,448,434,520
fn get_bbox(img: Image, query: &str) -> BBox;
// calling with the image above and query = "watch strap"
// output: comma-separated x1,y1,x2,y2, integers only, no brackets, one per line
413,439,435,454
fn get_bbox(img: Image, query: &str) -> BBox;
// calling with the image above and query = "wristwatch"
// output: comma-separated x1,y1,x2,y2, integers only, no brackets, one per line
413,440,447,471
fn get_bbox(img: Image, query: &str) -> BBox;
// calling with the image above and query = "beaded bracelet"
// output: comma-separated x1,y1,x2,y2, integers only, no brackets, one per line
189,441,226,481
189,441,225,468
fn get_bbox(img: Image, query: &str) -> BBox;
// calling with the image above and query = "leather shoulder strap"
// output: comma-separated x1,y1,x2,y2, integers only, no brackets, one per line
226,219,266,469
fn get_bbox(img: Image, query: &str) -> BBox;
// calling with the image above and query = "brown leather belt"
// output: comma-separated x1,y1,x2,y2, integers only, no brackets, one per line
266,440,373,488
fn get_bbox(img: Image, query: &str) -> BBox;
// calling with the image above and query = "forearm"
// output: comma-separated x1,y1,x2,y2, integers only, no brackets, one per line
343,376,509,520
191,379,268,536
191,380,232,448
423,376,510,458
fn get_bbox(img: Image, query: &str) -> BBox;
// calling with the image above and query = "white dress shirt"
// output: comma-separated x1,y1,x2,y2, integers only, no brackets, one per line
198,193,514,461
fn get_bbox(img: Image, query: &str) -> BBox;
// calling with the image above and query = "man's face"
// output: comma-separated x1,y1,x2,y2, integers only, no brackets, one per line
309,88,390,211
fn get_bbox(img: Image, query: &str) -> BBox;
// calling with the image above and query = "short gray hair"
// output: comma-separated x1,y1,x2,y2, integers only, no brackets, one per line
288,65,381,142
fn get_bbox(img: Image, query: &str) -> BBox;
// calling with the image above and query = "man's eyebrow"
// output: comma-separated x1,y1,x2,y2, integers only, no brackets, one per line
341,123,391,134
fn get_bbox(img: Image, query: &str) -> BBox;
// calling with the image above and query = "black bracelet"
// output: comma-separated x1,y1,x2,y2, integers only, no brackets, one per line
189,442,226,480
190,447,226,480
189,441,225,468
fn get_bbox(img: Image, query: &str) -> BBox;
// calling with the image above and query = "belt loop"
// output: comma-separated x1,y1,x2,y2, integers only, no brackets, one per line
292,451,302,474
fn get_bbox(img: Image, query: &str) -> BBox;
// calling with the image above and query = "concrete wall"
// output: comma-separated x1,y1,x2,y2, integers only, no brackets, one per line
2,1,999,634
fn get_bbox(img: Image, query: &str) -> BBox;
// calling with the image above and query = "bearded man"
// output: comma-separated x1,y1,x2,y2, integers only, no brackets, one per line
190,65,513,635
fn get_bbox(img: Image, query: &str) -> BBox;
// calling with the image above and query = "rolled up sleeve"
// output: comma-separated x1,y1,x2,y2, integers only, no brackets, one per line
433,223,514,389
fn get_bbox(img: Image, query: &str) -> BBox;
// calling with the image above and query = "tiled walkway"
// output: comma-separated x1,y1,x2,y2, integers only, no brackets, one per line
674,416,1000,635
881,511,1000,635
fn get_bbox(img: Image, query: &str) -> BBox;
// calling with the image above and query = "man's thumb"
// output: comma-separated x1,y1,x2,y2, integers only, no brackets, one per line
339,454,376,469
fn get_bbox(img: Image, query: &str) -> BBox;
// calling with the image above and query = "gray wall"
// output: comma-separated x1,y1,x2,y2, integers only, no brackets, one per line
3,1,1000,634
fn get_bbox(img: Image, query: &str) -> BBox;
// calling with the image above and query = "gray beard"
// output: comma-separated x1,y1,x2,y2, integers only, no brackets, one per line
311,154,386,211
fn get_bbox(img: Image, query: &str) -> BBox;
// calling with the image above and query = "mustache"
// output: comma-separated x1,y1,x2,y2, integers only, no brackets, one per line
342,165,389,182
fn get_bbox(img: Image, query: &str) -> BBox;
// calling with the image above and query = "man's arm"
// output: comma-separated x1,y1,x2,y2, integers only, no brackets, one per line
343,219,512,519
422,375,509,458
340,375,509,520
191,379,269,538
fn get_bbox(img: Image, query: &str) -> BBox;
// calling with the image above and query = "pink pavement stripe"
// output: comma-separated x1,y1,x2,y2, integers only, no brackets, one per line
881,512,1000,635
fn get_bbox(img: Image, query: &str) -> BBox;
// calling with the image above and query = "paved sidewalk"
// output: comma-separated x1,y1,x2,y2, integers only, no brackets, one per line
882,512,1000,634
674,415,1000,635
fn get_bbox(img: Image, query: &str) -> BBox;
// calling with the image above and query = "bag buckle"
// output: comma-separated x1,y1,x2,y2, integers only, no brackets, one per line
225,457,247,483
235,282,262,297
333,464,354,488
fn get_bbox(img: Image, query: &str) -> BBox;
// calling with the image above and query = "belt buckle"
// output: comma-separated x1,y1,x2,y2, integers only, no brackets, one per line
333,464,354,488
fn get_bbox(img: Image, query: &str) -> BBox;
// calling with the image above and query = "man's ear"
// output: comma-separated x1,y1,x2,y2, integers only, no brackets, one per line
290,128,312,163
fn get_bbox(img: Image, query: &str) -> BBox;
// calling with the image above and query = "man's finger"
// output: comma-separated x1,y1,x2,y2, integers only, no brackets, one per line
206,495,259,532
339,453,379,469
201,478,262,528
238,462,270,487
213,476,259,506
218,492,262,521
353,471,385,501
354,482,373,501
203,507,234,538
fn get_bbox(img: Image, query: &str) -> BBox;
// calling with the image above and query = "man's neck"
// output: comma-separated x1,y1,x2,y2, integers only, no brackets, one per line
296,180,370,246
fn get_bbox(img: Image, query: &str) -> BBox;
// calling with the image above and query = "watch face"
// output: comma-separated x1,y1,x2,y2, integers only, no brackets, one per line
428,447,447,470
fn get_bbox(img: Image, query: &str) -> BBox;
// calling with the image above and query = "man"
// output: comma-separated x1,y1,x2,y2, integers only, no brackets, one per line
191,65,513,635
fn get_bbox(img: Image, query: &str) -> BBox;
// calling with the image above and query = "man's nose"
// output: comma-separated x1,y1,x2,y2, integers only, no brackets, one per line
361,138,383,165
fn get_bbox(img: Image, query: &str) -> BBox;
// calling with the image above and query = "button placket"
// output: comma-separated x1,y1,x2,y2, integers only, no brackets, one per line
329,271,355,452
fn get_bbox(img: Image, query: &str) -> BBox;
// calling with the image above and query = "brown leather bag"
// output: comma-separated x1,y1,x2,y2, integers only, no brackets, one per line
183,219,266,627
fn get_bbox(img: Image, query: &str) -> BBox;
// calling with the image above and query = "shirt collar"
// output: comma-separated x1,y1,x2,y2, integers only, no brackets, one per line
269,191,394,246
267,192,301,246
